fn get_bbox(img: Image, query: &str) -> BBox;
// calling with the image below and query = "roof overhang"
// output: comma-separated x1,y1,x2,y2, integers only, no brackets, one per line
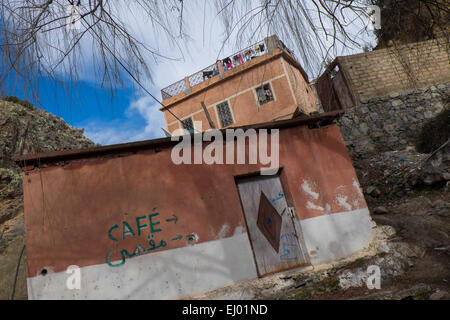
14,110,343,168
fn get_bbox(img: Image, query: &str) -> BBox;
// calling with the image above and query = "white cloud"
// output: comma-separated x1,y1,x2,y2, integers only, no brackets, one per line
128,96,166,140
82,122,135,146
80,95,165,145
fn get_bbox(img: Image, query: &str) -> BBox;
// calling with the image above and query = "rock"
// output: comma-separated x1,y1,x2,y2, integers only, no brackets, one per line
337,240,416,290
424,111,433,119
411,139,450,186
393,284,432,300
378,225,397,239
429,290,450,300
360,123,369,134
378,241,391,253
391,99,402,107
436,209,450,218
389,92,400,98
373,206,389,215
432,200,450,217
388,137,399,143
366,186,382,197
338,268,367,289
432,200,450,209
360,106,369,114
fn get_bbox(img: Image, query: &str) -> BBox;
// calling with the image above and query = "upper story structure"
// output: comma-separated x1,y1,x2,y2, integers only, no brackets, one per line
160,35,318,134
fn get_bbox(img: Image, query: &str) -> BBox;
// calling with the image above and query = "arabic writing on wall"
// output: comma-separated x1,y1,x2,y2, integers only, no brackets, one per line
106,207,182,267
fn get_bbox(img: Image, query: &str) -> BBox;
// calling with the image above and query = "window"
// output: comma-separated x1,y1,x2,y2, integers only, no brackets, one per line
181,117,194,133
216,101,234,128
255,83,274,105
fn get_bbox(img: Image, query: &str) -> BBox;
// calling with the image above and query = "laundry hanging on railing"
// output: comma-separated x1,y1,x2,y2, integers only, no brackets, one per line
237,53,244,64
244,48,256,61
220,42,266,72
222,57,233,70
259,43,265,53
202,67,219,80
232,53,244,66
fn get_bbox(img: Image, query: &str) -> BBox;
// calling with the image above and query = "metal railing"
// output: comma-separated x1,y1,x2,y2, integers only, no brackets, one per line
188,62,219,88
161,78,187,100
160,39,268,100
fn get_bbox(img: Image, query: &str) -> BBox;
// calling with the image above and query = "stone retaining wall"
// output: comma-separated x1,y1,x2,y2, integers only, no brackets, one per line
338,82,449,158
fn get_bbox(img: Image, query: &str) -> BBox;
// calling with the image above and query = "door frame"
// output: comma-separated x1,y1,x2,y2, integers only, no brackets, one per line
233,167,310,277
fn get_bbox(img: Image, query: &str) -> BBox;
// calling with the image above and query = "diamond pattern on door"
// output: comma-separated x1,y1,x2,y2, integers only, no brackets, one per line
256,192,282,253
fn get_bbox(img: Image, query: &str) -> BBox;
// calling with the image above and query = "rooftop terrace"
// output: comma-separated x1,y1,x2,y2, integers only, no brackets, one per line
160,35,297,101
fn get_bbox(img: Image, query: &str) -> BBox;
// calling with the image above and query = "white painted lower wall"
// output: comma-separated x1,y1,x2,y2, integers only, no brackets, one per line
296,208,376,265
27,209,375,299
27,233,257,300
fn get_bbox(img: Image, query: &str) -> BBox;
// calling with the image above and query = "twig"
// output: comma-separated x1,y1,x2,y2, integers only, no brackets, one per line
10,244,26,300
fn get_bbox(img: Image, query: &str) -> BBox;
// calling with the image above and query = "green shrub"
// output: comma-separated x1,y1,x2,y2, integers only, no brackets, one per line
416,107,450,153
2,96,20,104
1,96,34,110
20,100,34,110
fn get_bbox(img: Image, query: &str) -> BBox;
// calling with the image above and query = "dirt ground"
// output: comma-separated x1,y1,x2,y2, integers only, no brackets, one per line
304,189,450,300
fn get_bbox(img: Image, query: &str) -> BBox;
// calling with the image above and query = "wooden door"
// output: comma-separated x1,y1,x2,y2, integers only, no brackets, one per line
236,175,308,276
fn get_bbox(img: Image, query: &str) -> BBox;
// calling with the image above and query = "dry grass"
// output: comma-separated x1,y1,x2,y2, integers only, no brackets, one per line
0,235,27,300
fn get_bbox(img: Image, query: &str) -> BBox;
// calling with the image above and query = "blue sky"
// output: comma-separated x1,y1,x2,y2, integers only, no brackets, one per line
4,1,376,146
5,1,241,145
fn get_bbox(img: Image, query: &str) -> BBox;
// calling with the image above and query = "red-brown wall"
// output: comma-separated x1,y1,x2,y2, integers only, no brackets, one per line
22,123,366,277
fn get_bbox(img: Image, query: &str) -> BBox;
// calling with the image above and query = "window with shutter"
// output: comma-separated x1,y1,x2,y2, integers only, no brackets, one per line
255,83,274,106
181,117,194,133
216,101,234,128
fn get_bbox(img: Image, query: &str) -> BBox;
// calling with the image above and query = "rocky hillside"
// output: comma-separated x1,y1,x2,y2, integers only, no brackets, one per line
0,97,95,300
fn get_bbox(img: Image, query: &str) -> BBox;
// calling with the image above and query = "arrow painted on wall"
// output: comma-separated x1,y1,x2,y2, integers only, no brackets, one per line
166,214,178,224
172,234,183,241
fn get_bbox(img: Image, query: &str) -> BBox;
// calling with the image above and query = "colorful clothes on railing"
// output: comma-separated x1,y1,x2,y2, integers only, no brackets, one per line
244,48,255,61
232,53,244,66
